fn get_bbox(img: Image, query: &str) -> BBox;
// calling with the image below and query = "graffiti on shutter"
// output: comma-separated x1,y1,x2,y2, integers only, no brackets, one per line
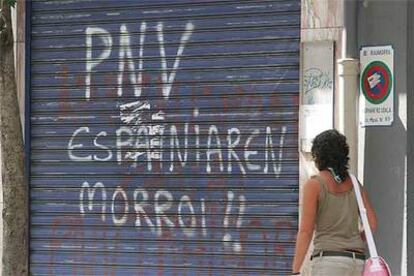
30,1,300,274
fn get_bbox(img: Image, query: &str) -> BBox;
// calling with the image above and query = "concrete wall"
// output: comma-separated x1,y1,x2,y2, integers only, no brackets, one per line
357,1,407,275
11,0,25,134
407,0,413,274
300,0,344,274
2,1,26,275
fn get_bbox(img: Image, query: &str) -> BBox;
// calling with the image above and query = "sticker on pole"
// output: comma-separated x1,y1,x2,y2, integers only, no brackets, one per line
360,46,394,126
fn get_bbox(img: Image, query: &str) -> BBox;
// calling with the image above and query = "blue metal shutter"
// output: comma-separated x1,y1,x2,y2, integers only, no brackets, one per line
29,0,300,274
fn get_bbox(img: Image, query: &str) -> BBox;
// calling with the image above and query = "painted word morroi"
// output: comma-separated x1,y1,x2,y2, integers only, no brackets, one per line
29,1,300,274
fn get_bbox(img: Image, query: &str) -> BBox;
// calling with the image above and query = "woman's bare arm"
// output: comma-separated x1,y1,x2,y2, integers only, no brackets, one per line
291,178,320,273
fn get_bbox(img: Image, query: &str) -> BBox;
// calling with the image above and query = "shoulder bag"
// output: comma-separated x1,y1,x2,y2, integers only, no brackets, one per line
350,174,392,276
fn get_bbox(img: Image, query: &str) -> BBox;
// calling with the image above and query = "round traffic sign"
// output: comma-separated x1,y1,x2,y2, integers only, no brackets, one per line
360,61,392,104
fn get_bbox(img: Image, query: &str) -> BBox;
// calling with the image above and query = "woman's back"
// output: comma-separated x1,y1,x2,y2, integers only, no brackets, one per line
313,174,365,253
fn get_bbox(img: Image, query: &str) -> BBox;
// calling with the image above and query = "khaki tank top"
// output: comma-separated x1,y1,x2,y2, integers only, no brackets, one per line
312,175,365,253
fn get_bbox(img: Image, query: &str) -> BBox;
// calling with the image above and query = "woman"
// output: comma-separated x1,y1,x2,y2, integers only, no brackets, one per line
291,129,377,275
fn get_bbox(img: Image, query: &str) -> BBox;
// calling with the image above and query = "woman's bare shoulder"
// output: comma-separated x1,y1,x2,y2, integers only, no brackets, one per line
303,176,322,195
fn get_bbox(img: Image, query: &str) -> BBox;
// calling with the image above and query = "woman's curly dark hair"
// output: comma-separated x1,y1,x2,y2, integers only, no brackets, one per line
311,129,349,182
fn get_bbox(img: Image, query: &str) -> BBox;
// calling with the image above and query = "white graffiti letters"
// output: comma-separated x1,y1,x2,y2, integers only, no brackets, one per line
68,127,92,161
117,24,139,97
85,27,113,100
178,195,197,238
244,129,261,171
68,123,287,177
169,124,189,172
74,21,291,255
227,127,246,174
206,125,224,173
112,186,129,226
154,190,175,236
79,182,245,250
264,126,287,177
85,22,192,100
158,22,194,100
75,22,289,177
116,126,134,164
133,188,155,231
79,181,107,222
93,131,112,161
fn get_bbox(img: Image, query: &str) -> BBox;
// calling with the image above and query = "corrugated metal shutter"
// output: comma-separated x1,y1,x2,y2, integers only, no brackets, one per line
28,0,300,274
